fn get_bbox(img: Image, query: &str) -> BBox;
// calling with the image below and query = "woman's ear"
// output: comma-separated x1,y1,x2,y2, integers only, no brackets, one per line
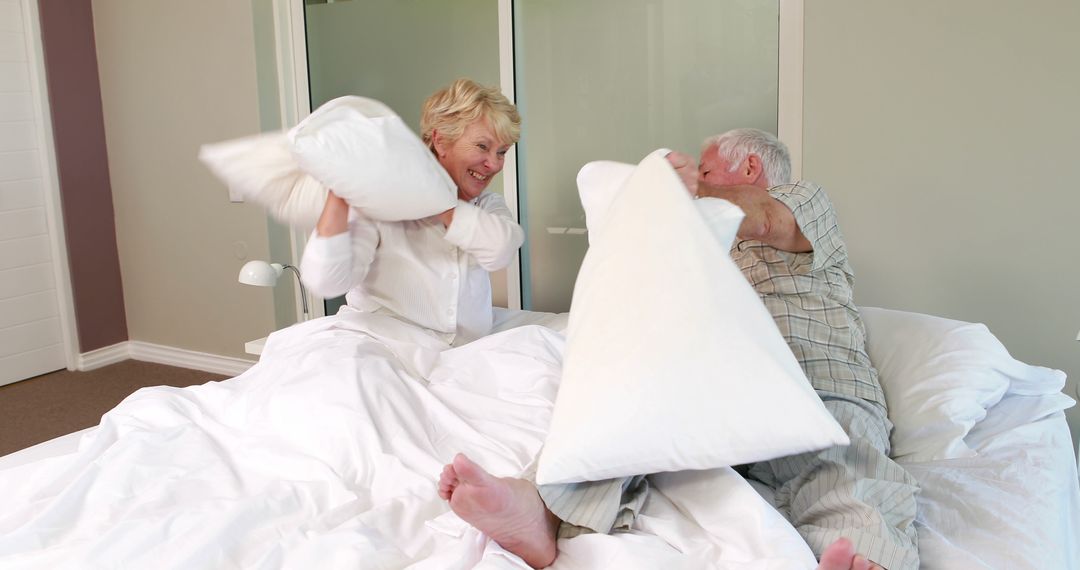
431,129,448,158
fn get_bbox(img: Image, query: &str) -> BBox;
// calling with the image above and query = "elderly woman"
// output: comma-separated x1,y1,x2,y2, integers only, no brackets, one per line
300,79,523,345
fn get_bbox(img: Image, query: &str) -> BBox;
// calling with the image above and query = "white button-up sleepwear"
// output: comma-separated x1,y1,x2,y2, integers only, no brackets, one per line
300,191,523,346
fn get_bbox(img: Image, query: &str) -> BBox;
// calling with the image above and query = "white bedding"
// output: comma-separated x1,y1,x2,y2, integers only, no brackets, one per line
0,309,817,569
2,307,1078,569
901,394,1080,570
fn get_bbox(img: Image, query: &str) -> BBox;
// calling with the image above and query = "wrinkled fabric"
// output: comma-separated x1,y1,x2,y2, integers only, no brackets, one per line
0,310,816,570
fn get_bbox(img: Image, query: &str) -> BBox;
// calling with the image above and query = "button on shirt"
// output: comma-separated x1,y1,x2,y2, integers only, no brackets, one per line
728,182,886,407
300,191,524,346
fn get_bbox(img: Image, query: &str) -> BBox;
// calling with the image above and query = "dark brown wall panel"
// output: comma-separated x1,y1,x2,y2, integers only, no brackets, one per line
37,0,128,351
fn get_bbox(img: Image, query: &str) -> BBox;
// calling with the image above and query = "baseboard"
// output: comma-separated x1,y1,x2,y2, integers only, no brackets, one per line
128,342,255,376
77,342,130,371
78,341,255,377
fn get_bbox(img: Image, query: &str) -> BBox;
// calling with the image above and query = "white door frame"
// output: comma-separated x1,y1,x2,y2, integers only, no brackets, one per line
778,0,804,180
21,0,78,369
270,0,321,317
272,0,804,312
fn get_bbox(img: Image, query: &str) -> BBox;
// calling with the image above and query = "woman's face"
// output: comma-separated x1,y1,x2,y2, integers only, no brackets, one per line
434,119,511,201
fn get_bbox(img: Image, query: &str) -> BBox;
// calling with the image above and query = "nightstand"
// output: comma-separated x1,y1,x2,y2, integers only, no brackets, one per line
245,336,267,356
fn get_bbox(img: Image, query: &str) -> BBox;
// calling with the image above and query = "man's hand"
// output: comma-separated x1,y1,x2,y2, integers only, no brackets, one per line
665,151,698,196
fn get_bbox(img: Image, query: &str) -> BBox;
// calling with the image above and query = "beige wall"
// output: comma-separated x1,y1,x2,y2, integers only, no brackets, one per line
91,1,275,358
803,1,1080,446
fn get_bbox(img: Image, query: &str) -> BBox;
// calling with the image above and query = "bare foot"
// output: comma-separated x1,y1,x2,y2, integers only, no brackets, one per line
438,453,559,568
817,538,883,570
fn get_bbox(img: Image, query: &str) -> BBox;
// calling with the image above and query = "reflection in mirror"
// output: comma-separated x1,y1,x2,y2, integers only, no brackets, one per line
252,0,299,328
302,0,506,312
514,0,779,311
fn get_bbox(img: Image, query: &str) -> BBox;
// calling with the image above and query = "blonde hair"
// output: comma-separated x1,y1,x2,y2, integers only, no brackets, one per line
420,78,521,151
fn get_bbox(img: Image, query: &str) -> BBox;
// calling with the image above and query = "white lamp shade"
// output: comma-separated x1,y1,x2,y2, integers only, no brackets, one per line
238,260,284,287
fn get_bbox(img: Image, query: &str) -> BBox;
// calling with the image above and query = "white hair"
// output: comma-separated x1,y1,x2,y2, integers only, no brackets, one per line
702,128,792,187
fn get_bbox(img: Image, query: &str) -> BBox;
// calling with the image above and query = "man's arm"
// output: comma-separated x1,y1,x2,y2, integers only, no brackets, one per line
696,183,812,253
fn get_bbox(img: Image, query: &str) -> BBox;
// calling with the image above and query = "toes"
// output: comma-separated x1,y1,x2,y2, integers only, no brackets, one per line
437,463,460,500
817,538,856,570
852,555,871,570
452,453,491,484
439,463,457,482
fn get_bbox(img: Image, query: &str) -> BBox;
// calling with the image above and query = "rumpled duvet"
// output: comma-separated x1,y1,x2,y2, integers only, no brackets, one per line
0,308,817,569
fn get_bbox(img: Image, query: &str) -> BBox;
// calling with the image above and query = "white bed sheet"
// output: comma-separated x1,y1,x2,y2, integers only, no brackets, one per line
2,308,1077,569
900,393,1080,570
0,309,815,569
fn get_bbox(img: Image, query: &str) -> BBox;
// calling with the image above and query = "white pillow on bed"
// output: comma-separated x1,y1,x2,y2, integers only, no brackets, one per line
860,306,1067,462
288,95,457,221
535,150,848,486
198,132,327,229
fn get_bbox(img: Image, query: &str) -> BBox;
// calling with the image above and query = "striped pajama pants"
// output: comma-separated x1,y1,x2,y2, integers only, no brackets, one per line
749,393,920,570
536,392,919,569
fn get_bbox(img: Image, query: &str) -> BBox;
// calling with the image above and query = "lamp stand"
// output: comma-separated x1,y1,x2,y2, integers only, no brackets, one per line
282,264,309,319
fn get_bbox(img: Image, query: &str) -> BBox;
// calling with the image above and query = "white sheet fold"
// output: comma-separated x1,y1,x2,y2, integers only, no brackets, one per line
0,311,815,569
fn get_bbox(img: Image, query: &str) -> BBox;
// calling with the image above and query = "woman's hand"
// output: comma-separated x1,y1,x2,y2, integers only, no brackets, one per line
437,207,455,228
316,191,350,237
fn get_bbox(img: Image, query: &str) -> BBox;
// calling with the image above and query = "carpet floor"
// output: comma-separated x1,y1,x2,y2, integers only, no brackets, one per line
0,360,226,457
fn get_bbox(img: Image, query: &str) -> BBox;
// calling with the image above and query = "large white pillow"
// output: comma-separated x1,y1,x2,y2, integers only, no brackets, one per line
198,131,327,229
576,157,744,250
575,160,633,246
535,150,848,485
860,306,1067,462
288,96,457,221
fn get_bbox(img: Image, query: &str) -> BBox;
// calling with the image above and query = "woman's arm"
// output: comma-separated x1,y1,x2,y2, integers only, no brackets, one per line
442,193,525,270
316,190,350,237
300,192,379,298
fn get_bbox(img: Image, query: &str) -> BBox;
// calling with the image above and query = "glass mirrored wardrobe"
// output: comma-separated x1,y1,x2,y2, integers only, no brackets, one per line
293,0,784,314
513,0,778,311
302,0,505,315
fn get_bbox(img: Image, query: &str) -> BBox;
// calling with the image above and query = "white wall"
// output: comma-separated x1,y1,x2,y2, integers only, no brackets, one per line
0,0,67,383
802,1,1080,446
91,1,276,359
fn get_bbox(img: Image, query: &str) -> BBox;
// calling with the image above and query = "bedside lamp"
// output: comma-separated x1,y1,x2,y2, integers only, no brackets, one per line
238,260,309,320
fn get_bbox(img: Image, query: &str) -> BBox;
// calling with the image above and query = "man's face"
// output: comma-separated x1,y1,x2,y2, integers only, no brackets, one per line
698,144,746,187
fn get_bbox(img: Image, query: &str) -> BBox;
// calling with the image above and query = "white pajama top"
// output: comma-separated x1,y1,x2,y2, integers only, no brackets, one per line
300,191,524,345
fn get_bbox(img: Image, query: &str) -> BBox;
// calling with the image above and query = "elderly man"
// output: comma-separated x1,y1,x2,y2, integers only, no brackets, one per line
666,128,919,570
438,129,917,570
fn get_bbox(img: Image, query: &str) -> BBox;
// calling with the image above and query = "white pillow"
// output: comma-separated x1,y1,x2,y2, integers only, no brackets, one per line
860,306,1067,462
576,158,744,250
198,132,327,229
288,96,457,221
576,160,633,246
535,150,849,485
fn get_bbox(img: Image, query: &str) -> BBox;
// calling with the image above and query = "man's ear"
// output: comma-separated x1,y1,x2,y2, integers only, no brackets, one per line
744,154,767,186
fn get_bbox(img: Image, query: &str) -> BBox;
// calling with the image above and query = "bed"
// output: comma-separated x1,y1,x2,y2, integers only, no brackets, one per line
0,303,1077,569
4,150,1079,568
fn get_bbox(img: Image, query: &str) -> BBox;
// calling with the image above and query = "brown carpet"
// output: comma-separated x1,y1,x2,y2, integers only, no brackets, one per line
0,360,226,457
